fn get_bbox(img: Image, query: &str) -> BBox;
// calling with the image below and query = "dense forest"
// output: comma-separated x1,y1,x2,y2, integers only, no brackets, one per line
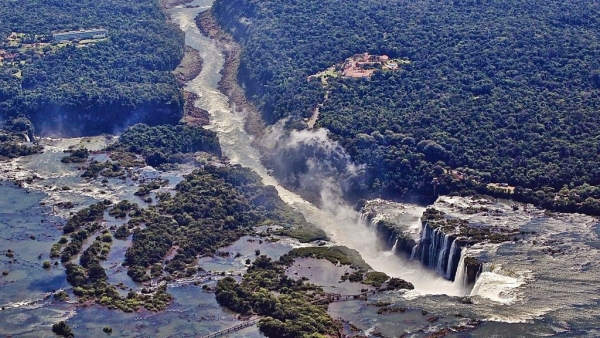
106,123,222,166
0,0,184,136
51,162,327,311
212,0,600,214
121,164,326,283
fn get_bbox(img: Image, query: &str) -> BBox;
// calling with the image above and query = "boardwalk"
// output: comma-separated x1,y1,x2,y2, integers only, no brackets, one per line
199,290,379,338
200,317,260,338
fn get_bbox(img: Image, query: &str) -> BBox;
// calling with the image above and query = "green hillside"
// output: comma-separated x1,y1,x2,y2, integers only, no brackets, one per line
213,0,600,214
0,0,184,135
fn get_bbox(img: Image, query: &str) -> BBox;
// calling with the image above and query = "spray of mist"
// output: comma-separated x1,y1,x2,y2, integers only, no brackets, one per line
171,4,465,295
260,123,466,296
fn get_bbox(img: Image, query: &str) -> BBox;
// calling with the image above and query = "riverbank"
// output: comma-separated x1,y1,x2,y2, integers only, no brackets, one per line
182,91,211,126
173,46,204,85
177,54,211,127
195,10,266,137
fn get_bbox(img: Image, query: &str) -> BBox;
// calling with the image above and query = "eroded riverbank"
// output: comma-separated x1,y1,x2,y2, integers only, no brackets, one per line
2,0,600,337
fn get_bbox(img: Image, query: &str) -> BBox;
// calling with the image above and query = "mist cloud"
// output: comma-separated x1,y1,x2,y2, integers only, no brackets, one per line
260,120,365,208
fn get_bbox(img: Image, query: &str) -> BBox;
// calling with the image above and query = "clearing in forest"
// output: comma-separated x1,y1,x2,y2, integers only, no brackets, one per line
309,52,409,82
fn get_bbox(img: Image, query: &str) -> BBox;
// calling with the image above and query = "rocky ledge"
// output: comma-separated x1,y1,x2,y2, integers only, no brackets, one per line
364,196,535,286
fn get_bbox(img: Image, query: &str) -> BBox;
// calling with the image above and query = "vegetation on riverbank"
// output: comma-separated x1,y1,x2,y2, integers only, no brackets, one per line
211,0,600,215
0,0,185,136
0,117,42,159
105,123,221,167
195,10,266,136
216,255,339,337
217,246,414,337
0,131,42,159
279,246,370,271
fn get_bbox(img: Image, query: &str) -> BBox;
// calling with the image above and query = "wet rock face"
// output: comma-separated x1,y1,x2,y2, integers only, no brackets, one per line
371,219,418,257
360,199,423,254
394,236,417,257
464,256,481,285
364,196,532,285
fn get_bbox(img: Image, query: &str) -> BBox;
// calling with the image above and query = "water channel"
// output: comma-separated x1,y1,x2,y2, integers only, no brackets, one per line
1,1,600,336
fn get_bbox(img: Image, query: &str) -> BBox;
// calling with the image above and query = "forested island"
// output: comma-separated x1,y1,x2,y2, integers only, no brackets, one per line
211,0,600,215
0,0,184,135
2,0,600,336
46,123,412,337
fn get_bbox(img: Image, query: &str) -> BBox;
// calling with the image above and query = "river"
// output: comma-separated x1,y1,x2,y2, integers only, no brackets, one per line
171,2,600,336
1,0,600,337
169,0,465,297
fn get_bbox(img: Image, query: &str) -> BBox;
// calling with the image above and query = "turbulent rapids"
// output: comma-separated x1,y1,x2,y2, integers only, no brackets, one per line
1,1,600,337
360,200,474,296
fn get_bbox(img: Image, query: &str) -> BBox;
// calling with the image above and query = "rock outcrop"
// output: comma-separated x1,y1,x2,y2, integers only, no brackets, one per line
363,197,525,286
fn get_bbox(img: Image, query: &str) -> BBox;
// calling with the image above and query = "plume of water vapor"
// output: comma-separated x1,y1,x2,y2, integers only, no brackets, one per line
257,123,466,295
260,121,366,205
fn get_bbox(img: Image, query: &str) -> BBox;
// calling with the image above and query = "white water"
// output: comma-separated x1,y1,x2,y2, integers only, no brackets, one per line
390,238,399,252
470,270,523,304
168,2,466,296
445,241,458,279
453,248,469,291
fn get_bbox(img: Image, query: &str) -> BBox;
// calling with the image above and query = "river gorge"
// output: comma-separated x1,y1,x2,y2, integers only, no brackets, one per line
1,1,600,337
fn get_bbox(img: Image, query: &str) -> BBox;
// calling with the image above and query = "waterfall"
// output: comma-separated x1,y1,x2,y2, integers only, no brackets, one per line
453,249,469,291
436,233,450,275
427,227,438,268
358,212,369,226
469,263,521,303
411,222,457,279
445,241,460,280
387,233,396,248
476,262,493,280
390,238,399,252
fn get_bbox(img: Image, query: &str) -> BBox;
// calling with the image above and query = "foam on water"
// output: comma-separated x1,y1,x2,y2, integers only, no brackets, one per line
470,270,525,304
171,1,467,297
2,0,600,335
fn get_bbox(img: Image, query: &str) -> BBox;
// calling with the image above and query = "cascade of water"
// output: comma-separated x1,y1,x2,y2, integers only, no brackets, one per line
469,263,523,303
476,262,493,280
410,245,418,260
410,218,424,260
445,240,459,279
453,248,469,292
436,232,450,275
390,237,399,252
358,211,369,226
387,233,396,248
430,231,436,267
412,222,457,279
418,223,429,263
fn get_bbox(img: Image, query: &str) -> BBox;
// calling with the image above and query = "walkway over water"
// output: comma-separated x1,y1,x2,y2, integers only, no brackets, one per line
200,317,261,338
199,290,380,338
